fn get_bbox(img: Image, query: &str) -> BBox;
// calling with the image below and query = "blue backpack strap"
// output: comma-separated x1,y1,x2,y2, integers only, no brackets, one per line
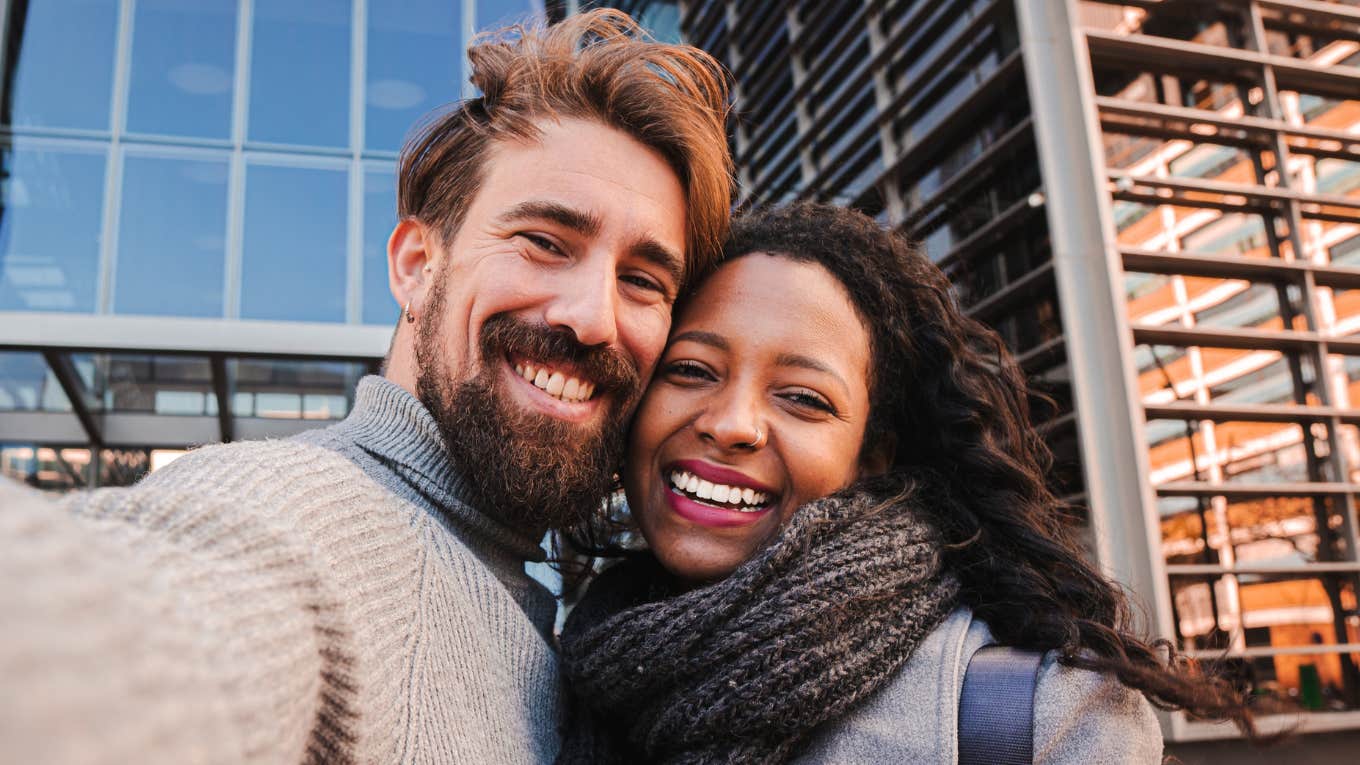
958,644,1045,765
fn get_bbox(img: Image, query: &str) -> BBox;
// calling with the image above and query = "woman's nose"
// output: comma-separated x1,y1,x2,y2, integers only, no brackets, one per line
695,393,767,451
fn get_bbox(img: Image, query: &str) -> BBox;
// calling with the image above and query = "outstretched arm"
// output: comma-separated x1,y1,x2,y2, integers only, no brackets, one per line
0,478,336,764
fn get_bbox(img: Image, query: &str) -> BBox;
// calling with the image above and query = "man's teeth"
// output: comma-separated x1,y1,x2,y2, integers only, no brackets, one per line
515,362,595,403
669,470,769,512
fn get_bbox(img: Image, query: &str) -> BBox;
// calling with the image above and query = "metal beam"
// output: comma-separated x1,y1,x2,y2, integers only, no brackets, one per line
1156,481,1360,497
966,261,1057,323
0,314,390,360
1167,562,1360,576
1144,400,1358,424
1258,0,1360,25
0,411,88,445
0,410,325,449
211,355,234,443
1016,0,1174,643
41,351,102,447
1133,324,1360,355
1122,248,1360,290
1086,29,1360,97
1095,97,1360,161
1107,170,1360,221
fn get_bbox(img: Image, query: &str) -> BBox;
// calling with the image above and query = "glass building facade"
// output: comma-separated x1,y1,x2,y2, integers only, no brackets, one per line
0,0,549,490
603,0,1360,749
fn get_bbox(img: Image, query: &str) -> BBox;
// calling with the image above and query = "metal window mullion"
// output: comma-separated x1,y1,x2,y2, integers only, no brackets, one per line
1014,0,1173,643
723,1,753,206
784,6,817,187
865,6,906,224
462,0,476,99
0,0,11,114
96,0,136,316
225,152,247,320
347,0,366,325
224,0,253,320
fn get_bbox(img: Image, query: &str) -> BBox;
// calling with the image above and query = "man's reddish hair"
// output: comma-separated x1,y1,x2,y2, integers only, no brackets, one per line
397,9,733,285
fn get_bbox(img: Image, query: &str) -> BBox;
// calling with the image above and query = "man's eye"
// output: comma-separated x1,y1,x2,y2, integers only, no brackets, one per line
519,233,563,255
621,273,665,293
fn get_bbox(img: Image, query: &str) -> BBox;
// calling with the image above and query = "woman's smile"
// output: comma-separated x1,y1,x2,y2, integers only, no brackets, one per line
660,459,779,527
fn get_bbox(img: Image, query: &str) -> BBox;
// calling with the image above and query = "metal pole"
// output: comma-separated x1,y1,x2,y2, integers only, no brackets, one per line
1013,0,1174,637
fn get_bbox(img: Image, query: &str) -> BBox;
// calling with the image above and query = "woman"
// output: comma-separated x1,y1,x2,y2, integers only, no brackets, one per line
557,203,1254,763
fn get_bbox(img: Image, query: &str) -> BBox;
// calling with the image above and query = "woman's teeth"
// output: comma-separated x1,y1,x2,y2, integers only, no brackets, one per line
515,362,595,403
669,470,770,512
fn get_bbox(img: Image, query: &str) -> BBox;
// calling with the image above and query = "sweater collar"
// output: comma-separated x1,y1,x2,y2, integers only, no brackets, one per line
335,375,547,564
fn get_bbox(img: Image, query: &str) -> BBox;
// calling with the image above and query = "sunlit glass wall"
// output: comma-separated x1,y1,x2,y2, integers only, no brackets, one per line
1081,0,1360,718
0,0,545,325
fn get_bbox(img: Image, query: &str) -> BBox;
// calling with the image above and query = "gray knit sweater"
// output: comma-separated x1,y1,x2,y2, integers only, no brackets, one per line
0,376,562,764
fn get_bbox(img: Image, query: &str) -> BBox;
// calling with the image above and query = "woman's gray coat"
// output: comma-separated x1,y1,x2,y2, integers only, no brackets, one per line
796,607,1164,764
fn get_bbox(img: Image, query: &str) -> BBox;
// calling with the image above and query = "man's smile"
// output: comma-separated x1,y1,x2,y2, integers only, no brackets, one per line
503,356,605,423
512,357,598,403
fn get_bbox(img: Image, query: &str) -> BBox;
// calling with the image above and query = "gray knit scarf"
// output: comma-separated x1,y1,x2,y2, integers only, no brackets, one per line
557,474,962,764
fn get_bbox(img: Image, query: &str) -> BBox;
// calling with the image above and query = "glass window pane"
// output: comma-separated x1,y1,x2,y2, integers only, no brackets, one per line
126,0,238,139
0,352,71,411
0,446,95,491
229,358,361,420
1159,494,1349,567
1147,418,1325,486
249,1,351,147
240,164,348,322
3,0,119,131
1169,572,1360,714
115,155,229,318
636,2,682,43
0,145,106,312
365,1,461,152
362,168,397,324
79,353,214,415
475,0,545,31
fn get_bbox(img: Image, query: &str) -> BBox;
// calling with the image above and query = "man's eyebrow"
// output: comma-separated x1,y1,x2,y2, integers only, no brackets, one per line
629,238,685,292
775,352,851,396
670,330,728,350
496,200,601,236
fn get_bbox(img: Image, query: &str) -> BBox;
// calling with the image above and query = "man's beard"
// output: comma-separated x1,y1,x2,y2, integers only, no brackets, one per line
413,289,641,533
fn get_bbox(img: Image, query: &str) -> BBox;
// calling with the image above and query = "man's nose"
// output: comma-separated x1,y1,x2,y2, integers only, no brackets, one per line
542,259,620,349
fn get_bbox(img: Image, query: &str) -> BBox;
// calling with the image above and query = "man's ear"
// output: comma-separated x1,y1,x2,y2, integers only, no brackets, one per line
857,432,896,479
388,218,438,315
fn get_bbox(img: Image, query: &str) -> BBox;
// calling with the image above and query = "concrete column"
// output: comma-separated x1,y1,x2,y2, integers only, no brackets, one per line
1013,0,1173,638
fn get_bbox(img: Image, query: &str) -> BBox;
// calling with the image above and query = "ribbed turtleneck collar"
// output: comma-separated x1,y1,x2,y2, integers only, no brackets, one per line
321,376,548,566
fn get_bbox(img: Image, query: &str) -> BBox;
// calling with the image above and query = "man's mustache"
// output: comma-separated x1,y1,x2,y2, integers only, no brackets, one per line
479,314,641,401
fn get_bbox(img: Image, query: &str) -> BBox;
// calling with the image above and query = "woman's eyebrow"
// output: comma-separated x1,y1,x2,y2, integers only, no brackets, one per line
775,352,850,396
670,330,728,350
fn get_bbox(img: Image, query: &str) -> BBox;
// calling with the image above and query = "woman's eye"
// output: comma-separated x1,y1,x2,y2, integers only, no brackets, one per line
782,390,836,414
664,360,714,381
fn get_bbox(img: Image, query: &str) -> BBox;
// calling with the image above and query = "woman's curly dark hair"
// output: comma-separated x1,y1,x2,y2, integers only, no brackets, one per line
719,202,1258,735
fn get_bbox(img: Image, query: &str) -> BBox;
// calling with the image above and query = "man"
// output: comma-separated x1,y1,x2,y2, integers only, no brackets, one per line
0,10,730,764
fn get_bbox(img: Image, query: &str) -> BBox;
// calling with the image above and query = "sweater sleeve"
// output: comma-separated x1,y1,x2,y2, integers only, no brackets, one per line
0,477,342,765
1032,653,1164,764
